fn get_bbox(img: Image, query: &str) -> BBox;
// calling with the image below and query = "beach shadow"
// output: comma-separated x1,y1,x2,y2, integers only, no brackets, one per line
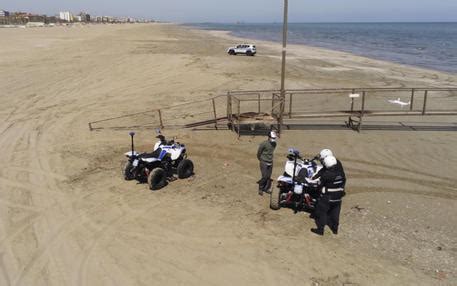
234,121,457,135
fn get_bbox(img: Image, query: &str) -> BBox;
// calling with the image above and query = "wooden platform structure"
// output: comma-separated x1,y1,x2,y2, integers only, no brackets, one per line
226,87,457,136
88,87,457,136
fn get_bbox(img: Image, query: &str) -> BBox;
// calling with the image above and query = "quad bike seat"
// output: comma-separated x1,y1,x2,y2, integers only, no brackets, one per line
140,148,162,159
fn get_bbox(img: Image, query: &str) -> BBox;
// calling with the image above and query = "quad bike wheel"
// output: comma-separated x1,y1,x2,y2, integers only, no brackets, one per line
148,168,167,190
177,159,194,179
123,161,135,181
270,187,281,210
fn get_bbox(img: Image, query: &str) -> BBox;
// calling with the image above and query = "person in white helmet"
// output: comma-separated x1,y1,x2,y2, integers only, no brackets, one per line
310,155,346,236
313,148,345,181
256,131,278,196
319,149,333,160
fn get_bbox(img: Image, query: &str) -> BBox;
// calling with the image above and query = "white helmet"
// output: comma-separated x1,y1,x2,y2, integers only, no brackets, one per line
319,149,333,160
269,131,277,142
323,155,337,168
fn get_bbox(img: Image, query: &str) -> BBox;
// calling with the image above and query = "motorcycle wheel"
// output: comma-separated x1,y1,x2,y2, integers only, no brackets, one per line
148,168,167,190
177,159,194,179
270,187,281,210
123,161,135,181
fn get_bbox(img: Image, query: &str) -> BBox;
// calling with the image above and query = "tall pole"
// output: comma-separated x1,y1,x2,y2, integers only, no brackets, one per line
279,0,288,134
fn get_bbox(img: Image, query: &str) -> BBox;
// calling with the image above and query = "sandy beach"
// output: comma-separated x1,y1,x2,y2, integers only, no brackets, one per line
0,23,456,285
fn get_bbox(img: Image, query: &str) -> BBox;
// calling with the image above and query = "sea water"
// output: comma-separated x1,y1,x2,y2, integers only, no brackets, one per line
191,22,457,74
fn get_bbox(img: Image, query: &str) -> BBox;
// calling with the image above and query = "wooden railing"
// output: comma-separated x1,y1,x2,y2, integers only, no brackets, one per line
88,87,457,134
227,87,457,134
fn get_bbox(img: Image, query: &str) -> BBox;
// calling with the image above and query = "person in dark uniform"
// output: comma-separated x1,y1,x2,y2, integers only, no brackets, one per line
311,155,346,236
256,131,277,196
313,149,345,180
308,149,344,220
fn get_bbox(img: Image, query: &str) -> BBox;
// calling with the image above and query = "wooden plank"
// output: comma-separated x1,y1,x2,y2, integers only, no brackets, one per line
285,110,457,119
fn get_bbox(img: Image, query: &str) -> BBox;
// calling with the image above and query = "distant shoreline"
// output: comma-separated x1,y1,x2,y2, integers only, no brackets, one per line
187,22,457,74
0,22,147,28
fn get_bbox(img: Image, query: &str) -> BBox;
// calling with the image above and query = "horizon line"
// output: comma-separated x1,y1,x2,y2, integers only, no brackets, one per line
186,21,457,24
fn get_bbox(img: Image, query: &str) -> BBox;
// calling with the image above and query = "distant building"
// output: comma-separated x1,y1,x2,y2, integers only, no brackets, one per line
59,11,72,22
78,12,90,22
28,14,46,23
102,16,112,23
46,16,58,24
0,10,9,17
9,12,29,24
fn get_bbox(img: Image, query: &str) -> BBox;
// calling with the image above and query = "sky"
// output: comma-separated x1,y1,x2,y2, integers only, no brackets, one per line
1,0,456,23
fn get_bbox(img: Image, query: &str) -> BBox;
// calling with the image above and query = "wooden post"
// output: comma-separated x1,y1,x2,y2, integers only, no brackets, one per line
278,97,284,135
272,93,275,112
422,90,428,115
237,99,241,138
158,109,164,129
289,93,293,118
410,88,415,111
350,89,356,112
258,93,261,114
227,92,231,121
348,96,355,129
279,0,289,129
358,91,366,132
212,98,218,130
232,97,237,132
227,93,233,130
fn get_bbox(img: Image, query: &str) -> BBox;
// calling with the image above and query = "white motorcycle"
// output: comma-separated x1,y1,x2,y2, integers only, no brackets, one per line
123,132,194,190
270,148,322,211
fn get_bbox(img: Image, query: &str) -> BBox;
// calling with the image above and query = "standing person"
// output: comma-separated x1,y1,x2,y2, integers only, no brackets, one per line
309,149,344,220
257,131,277,196
311,155,346,236
313,149,345,180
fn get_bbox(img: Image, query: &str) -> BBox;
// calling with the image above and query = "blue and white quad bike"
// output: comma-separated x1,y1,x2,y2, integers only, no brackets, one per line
270,148,322,212
123,132,194,190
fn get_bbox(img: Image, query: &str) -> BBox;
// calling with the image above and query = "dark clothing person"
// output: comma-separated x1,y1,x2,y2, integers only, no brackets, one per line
312,159,345,184
314,195,341,234
257,139,276,195
311,164,346,236
257,140,276,163
258,161,273,194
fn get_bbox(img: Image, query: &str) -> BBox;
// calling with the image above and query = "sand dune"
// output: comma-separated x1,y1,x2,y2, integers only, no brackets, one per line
0,23,456,285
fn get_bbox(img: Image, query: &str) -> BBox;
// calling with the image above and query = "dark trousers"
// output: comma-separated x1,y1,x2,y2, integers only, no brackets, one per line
315,195,342,232
258,161,273,192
